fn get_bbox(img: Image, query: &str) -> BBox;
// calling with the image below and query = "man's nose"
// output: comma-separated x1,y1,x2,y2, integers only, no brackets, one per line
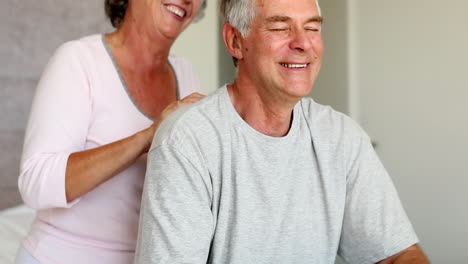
288,29,312,52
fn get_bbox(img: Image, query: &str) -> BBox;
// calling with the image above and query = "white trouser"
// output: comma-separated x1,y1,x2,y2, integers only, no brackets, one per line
15,246,40,264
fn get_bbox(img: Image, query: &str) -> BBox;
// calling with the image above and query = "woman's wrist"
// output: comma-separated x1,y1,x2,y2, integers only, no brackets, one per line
137,121,160,153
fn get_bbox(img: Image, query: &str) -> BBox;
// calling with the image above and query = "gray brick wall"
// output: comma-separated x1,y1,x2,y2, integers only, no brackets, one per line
0,0,112,209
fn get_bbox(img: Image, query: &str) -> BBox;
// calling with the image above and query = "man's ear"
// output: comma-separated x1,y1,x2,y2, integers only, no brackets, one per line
222,23,244,62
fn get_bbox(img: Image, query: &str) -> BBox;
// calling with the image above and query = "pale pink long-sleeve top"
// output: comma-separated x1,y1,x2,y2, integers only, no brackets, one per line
18,34,201,263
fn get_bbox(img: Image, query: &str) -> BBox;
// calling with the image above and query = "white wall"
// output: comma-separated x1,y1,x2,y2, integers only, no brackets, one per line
352,0,468,263
312,0,468,262
310,0,349,114
171,1,220,95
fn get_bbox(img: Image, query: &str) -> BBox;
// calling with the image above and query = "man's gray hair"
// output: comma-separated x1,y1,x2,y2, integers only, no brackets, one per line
220,0,321,37
220,0,256,37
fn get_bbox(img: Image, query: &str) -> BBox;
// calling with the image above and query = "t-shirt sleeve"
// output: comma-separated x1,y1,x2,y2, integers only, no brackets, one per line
18,41,92,209
134,143,214,264
338,122,419,263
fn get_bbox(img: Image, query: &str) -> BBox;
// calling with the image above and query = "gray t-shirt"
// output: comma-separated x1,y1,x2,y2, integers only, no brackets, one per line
135,86,418,264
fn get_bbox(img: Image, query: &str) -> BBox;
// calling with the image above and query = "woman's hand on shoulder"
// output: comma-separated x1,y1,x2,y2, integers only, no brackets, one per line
159,92,205,122
142,92,205,152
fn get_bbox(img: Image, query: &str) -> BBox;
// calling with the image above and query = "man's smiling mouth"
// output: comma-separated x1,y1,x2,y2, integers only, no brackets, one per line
280,63,309,69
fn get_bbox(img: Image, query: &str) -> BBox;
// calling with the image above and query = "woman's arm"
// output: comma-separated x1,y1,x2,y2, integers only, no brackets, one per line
64,93,204,202
64,124,152,203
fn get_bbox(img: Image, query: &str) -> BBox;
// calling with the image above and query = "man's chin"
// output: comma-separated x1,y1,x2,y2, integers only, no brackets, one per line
285,84,314,99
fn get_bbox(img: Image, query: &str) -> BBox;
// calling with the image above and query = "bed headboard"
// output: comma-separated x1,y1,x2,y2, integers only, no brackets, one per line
0,126,24,210
0,187,22,210
0,1,112,210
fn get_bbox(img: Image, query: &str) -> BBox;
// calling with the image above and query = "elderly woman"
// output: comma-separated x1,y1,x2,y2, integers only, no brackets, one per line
15,0,206,263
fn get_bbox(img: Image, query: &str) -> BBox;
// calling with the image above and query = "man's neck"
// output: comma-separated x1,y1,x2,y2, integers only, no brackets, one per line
227,81,298,137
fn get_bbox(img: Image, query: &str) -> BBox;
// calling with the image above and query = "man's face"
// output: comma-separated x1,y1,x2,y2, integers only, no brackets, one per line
238,0,323,101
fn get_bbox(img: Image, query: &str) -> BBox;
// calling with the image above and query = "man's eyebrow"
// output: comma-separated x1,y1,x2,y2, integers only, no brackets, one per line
265,15,324,24
265,16,291,23
307,16,324,24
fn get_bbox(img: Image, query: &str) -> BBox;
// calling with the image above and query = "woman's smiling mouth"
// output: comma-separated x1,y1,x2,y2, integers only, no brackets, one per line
165,4,186,19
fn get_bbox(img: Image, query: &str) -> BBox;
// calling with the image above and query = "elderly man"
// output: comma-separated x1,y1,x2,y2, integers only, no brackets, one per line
135,0,429,263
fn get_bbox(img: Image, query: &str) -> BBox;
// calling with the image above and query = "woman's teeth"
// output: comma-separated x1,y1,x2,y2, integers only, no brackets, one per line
166,5,185,18
280,63,308,68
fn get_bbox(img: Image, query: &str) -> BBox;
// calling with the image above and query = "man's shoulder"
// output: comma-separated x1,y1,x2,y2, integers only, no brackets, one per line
299,97,348,126
151,88,226,151
299,97,367,140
